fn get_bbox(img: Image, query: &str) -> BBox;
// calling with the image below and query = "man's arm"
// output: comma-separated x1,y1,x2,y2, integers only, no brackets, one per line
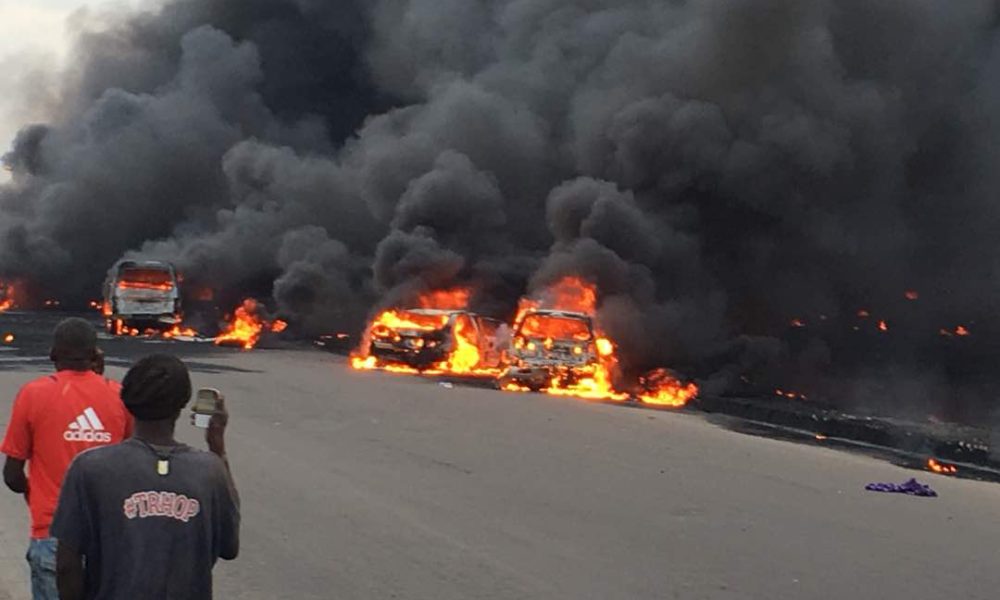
51,458,92,598
216,456,240,560
2,456,27,494
202,396,240,559
1,387,32,495
202,396,240,504
56,541,85,600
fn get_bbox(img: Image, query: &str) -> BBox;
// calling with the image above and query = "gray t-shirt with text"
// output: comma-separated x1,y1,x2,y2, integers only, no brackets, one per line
51,439,240,600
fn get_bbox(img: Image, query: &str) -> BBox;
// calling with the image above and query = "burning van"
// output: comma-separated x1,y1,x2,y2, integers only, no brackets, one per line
102,260,181,334
499,309,610,390
363,308,503,373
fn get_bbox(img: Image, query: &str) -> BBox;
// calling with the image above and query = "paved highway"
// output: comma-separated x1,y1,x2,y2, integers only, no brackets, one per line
0,342,998,599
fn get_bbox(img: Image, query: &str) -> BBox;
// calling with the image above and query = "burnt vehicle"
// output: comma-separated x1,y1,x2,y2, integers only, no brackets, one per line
367,308,503,371
102,260,181,334
499,309,604,390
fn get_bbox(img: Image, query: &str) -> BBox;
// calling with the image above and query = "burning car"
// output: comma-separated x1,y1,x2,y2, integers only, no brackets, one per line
499,308,612,391
102,260,181,334
361,308,503,373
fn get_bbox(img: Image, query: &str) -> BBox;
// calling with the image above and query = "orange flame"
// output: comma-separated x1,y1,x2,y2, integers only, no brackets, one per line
351,287,496,376
441,313,481,373
110,318,200,340
214,299,285,350
637,368,698,407
939,325,971,338
878,320,888,332
904,290,919,301
790,318,806,327
354,278,696,407
351,355,379,370
2,333,13,343
417,288,471,310
514,276,597,326
117,281,174,291
514,277,598,325
509,277,625,400
0,282,17,313
539,365,629,401
162,325,199,339
371,310,448,336
509,277,696,405
594,337,615,357
927,458,957,475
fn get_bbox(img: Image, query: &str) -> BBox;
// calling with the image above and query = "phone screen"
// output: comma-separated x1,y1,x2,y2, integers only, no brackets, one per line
194,388,220,415
192,388,220,429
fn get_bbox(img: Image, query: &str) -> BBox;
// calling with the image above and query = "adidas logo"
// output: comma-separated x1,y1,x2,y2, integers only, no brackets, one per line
63,408,113,443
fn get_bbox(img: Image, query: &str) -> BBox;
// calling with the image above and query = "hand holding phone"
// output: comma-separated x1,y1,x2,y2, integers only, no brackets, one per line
193,388,229,458
192,388,221,428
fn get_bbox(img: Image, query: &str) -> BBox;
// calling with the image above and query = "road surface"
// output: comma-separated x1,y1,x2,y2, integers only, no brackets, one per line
0,342,998,599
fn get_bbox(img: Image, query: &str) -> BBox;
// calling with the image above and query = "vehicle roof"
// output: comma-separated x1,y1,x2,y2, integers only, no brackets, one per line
521,309,591,320
400,308,465,316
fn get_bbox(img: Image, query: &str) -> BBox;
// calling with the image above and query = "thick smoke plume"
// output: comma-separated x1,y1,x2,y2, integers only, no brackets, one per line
2,0,999,420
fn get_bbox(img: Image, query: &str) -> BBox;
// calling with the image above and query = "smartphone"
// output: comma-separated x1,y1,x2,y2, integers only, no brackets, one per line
193,388,222,428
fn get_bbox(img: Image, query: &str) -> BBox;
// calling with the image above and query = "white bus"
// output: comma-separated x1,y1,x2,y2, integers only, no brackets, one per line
102,260,181,334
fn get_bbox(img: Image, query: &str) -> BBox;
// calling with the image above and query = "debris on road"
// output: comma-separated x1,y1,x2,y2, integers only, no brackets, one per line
865,478,937,497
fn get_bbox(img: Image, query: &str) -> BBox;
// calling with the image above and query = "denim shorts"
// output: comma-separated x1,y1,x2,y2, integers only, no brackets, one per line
26,538,59,600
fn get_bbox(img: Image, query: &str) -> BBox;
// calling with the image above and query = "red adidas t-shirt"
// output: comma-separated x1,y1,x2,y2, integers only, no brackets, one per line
1,370,132,538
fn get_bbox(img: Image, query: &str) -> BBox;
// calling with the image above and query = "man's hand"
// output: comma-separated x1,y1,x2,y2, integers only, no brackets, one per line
56,541,85,600
91,348,105,375
196,396,240,514
205,396,228,457
3,456,27,495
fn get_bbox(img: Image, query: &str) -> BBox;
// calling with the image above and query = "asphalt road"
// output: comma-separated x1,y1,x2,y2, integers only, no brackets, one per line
0,320,998,599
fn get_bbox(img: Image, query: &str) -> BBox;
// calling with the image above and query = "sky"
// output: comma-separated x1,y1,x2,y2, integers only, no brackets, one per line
0,0,77,175
0,0,75,58
0,0,149,180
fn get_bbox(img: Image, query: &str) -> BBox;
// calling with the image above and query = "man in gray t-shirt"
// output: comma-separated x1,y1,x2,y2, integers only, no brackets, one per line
51,354,240,600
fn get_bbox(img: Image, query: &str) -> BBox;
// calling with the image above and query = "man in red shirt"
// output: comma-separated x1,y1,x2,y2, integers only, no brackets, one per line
2,318,131,600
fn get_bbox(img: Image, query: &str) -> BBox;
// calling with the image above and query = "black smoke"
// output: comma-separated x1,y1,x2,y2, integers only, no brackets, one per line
2,0,999,421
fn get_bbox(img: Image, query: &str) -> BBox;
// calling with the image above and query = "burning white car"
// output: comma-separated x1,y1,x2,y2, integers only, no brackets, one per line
102,260,182,334
499,309,610,391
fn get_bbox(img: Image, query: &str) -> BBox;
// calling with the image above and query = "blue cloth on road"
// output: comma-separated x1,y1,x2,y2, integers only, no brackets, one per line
26,537,59,600
865,478,937,497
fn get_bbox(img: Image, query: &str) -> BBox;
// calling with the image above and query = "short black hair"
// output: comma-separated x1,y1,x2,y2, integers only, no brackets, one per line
51,318,98,364
121,354,192,421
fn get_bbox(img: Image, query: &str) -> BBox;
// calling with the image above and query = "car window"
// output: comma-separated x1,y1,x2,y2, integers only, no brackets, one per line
518,315,592,340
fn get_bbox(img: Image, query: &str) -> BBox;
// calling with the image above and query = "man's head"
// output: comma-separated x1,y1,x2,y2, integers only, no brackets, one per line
121,354,192,421
50,318,99,371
